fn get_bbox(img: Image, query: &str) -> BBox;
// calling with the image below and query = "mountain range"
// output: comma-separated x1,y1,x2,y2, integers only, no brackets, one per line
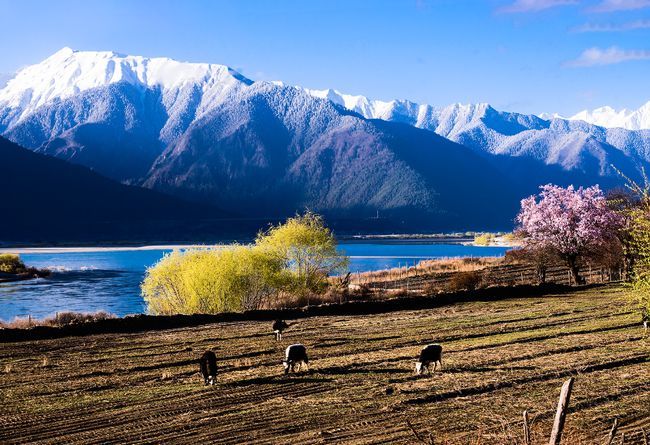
1,48,649,238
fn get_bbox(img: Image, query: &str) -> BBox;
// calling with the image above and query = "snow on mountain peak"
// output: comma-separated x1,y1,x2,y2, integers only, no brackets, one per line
565,101,650,130
0,48,251,124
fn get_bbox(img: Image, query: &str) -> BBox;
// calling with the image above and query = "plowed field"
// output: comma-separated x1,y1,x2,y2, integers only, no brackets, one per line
1,285,648,444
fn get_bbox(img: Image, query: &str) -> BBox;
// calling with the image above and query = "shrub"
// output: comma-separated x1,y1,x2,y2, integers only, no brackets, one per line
142,246,287,315
473,233,494,246
47,311,115,326
0,254,26,274
142,212,350,314
446,271,483,292
0,311,116,329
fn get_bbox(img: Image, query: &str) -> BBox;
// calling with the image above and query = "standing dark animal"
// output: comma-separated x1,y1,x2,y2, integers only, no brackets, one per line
283,344,309,374
273,319,289,341
415,344,443,375
199,350,218,385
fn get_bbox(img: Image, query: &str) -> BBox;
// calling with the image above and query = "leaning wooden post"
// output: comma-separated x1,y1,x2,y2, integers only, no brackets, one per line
549,377,574,445
606,418,618,445
523,410,531,445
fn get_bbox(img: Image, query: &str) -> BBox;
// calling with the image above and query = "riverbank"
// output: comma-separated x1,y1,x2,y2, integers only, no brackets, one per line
0,270,49,283
0,283,601,342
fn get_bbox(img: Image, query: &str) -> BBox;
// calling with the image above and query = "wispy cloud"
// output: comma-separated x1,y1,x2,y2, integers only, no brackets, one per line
572,19,650,32
588,0,650,12
565,46,650,67
498,0,578,13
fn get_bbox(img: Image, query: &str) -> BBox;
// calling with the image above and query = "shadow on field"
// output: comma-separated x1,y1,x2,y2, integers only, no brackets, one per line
0,283,607,343
226,374,333,387
318,365,409,376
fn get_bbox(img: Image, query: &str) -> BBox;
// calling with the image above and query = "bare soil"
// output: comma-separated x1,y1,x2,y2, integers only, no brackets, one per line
0,284,648,444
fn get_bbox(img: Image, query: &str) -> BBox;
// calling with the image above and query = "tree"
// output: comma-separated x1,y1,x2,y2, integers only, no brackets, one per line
256,211,348,302
142,246,286,315
516,184,623,285
615,170,650,318
505,245,557,284
142,212,348,314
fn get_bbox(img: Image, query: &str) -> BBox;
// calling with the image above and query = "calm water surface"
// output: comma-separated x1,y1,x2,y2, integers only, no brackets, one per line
0,242,508,320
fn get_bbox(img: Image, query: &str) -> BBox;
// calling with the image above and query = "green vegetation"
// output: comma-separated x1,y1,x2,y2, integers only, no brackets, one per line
256,211,348,298
0,253,26,274
142,247,287,314
619,173,650,318
142,212,348,314
473,233,495,246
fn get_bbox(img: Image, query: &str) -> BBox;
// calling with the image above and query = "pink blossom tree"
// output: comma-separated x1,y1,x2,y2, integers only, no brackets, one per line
516,184,624,285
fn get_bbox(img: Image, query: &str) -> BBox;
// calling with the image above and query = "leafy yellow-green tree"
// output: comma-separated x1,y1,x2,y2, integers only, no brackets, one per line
628,209,650,317
142,212,348,314
614,168,650,318
142,246,286,315
256,211,348,299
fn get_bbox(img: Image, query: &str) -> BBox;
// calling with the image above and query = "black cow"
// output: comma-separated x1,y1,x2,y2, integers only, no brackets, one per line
283,344,309,374
273,319,289,341
415,344,443,375
199,350,218,385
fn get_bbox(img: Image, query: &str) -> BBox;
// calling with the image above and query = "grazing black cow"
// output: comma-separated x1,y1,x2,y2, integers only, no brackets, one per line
415,344,443,375
273,319,289,341
283,344,309,374
199,350,218,385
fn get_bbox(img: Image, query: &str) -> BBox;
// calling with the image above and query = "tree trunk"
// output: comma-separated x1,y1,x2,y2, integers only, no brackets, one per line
537,265,547,284
566,255,584,285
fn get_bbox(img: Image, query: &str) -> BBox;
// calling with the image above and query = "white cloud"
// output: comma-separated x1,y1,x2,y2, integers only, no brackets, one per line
572,19,650,32
589,0,650,12
498,0,579,13
565,46,650,67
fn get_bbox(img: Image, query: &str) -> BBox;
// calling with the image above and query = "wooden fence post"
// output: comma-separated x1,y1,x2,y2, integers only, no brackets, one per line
549,377,574,445
606,418,618,445
523,410,531,445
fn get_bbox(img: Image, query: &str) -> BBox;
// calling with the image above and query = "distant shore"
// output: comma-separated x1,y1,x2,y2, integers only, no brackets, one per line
0,244,231,254
0,235,487,254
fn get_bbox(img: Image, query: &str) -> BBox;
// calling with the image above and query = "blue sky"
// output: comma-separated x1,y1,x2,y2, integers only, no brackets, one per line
0,0,648,115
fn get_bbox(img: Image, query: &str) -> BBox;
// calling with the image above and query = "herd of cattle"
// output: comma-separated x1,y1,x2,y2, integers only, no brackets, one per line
198,319,443,385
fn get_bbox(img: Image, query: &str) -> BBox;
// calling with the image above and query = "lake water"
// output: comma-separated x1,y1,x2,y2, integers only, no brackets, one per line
0,242,508,321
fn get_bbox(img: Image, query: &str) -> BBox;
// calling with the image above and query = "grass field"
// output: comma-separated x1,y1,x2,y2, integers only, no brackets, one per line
1,284,648,444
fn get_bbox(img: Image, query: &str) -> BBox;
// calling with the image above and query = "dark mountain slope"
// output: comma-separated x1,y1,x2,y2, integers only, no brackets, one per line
0,137,226,243
144,84,520,230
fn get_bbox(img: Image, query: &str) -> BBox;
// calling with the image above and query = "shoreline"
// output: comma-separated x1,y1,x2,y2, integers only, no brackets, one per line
0,283,597,341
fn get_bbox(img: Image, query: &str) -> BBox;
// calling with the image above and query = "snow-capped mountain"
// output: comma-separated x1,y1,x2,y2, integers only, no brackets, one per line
299,87,650,177
1,48,648,230
564,103,650,131
0,47,250,124
0,48,521,229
